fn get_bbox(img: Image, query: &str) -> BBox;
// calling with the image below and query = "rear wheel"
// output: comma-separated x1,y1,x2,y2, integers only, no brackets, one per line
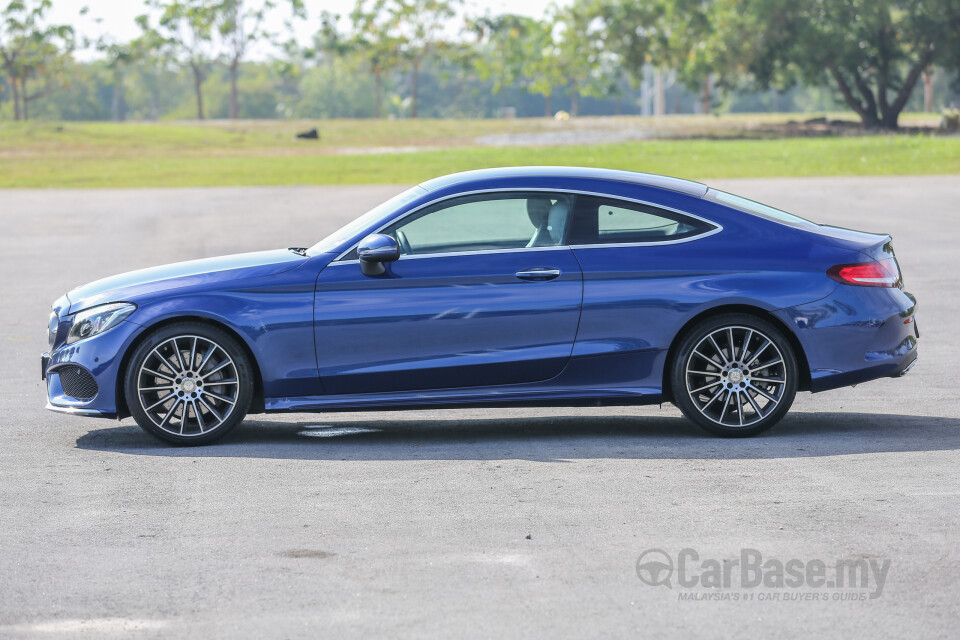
671,314,798,437
124,322,254,445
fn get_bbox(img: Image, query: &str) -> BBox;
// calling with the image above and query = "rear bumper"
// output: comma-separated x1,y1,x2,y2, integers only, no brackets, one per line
776,286,918,393
890,353,918,378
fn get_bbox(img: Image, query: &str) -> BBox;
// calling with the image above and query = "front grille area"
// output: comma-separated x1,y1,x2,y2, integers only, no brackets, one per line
58,366,98,400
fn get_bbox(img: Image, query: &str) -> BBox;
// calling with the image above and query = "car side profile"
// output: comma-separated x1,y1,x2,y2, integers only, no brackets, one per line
43,167,918,444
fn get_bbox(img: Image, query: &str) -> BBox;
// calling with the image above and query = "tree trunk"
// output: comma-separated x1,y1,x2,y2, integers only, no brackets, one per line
544,93,551,118
882,48,936,130
700,76,711,114
922,67,934,113
111,69,124,122
410,59,419,118
570,80,579,117
654,69,665,116
229,59,239,119
827,45,933,131
827,64,879,129
374,70,382,119
20,77,28,121
880,111,899,130
329,59,337,118
192,64,205,120
10,73,21,121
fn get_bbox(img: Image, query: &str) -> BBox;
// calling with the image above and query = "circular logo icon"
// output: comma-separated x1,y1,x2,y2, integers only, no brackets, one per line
636,549,674,588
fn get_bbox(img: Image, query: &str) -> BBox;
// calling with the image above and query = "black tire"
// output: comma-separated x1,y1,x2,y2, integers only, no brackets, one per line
124,322,254,445
670,313,798,437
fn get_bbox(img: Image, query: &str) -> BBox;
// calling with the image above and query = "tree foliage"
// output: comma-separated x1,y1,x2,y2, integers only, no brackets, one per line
0,0,74,120
711,0,960,129
2,0,960,125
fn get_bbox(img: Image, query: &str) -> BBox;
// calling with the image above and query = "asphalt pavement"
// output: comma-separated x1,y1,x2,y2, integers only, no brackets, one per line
0,176,957,638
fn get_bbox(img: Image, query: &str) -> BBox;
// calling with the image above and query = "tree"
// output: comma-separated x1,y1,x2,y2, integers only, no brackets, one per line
551,1,609,116
358,0,459,118
467,13,533,111
217,0,304,119
659,0,720,114
0,0,73,120
94,37,136,122
521,17,564,117
350,0,401,118
148,0,219,119
712,0,960,129
593,0,725,115
310,10,353,117
591,0,664,87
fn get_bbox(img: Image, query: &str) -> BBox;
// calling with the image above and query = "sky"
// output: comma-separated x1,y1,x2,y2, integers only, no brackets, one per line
48,0,561,59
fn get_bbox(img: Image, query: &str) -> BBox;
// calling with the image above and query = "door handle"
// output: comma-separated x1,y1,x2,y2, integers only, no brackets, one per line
515,268,562,281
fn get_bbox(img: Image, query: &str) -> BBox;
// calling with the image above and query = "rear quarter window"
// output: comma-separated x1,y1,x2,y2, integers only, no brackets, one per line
567,195,718,245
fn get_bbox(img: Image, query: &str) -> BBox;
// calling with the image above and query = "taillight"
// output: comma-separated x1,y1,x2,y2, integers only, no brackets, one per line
827,258,900,288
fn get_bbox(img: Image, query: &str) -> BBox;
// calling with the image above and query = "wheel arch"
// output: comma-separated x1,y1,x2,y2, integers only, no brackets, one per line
115,315,265,419
663,303,811,400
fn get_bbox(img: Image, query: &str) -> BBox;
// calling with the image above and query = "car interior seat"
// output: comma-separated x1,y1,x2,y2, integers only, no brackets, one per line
526,198,570,247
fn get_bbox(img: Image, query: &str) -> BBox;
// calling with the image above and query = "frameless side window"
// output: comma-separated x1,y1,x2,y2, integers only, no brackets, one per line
382,192,573,256
568,195,716,245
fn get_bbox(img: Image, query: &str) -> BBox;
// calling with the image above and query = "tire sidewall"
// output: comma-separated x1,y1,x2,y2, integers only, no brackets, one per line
670,313,799,437
124,322,254,445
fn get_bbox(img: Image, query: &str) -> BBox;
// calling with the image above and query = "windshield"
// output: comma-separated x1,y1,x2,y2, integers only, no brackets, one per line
705,188,819,229
306,186,427,256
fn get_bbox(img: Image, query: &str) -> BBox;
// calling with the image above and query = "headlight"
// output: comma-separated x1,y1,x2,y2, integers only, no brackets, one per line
66,303,136,344
48,311,59,347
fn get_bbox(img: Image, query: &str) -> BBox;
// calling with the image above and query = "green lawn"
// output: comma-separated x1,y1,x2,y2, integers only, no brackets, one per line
0,118,956,188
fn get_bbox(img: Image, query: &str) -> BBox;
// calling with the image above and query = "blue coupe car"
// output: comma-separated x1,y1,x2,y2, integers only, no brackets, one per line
43,167,918,444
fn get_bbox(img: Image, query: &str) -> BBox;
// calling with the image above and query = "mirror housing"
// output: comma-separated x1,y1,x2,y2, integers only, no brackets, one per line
357,233,400,276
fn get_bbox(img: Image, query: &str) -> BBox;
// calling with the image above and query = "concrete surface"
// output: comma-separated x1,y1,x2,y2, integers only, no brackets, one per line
0,177,957,638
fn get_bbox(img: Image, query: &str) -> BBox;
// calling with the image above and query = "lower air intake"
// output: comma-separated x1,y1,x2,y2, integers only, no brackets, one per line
59,366,98,400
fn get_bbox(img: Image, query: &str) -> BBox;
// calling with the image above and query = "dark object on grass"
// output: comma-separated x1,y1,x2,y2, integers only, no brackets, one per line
296,128,319,140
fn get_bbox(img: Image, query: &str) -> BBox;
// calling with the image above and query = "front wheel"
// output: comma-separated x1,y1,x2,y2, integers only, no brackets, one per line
124,322,254,445
671,314,798,437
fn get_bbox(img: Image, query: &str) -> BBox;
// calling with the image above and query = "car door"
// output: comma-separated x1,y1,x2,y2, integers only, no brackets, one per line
313,191,584,395
566,193,721,362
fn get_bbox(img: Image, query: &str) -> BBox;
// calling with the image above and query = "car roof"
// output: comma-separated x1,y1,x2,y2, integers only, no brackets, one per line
418,166,709,198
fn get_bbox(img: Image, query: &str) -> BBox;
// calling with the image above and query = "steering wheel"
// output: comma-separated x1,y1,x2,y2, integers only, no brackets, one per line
396,229,413,255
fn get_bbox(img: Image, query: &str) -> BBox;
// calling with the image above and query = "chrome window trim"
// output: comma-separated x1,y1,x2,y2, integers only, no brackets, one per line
332,187,722,263
329,244,569,266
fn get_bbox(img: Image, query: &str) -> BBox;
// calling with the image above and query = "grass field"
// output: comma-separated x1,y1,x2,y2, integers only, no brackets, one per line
0,115,955,188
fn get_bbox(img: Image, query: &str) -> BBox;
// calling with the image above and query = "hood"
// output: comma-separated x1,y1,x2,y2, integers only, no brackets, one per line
65,249,306,314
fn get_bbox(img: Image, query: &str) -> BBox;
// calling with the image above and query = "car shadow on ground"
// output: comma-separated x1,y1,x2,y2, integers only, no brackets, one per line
74,411,960,461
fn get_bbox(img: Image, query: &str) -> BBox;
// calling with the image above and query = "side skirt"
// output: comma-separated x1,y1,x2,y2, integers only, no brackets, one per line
264,388,666,413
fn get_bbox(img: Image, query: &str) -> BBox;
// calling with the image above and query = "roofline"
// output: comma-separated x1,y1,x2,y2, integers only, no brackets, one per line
418,166,709,198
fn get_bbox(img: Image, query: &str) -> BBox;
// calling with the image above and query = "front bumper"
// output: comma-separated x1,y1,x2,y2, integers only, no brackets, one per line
43,319,143,418
45,402,116,419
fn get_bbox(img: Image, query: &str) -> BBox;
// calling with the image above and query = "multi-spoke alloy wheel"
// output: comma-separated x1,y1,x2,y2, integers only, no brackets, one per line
125,323,253,445
671,314,798,437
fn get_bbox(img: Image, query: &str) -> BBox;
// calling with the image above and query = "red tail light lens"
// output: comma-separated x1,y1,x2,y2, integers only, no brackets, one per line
827,258,900,288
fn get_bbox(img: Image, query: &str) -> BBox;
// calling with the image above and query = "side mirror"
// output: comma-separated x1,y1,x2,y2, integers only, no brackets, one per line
357,233,400,276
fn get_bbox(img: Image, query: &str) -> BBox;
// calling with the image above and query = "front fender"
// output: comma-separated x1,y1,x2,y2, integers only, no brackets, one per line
130,285,321,399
